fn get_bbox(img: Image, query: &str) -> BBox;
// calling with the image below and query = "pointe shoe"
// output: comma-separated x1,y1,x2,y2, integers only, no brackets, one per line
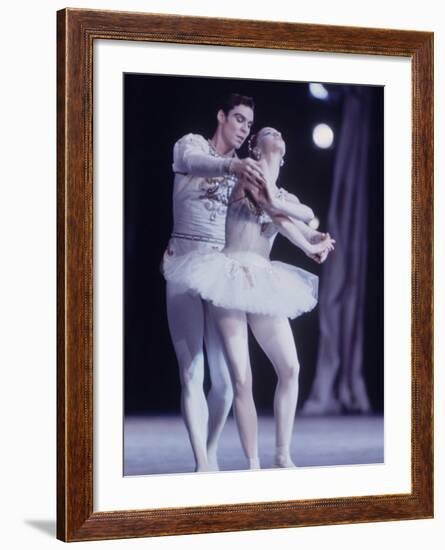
207,458,220,472
248,457,261,470
194,459,213,473
194,464,209,473
273,455,296,468
207,448,220,471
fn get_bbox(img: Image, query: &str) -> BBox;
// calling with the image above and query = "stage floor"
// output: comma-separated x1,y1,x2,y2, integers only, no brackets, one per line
124,414,384,476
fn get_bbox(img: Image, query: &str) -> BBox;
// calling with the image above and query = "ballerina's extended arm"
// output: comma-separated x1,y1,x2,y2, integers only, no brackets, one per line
272,214,335,262
243,179,334,260
268,193,315,223
291,219,326,243
244,175,316,224
267,190,317,224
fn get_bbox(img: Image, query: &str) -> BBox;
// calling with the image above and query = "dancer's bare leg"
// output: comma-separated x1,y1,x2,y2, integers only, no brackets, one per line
166,281,209,472
204,302,234,470
211,305,260,469
249,314,300,468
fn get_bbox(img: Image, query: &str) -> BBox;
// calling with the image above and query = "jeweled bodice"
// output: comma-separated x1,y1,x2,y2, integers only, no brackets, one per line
224,195,278,259
171,134,237,243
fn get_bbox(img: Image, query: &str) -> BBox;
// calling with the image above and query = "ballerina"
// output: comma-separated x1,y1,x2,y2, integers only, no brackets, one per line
164,127,334,469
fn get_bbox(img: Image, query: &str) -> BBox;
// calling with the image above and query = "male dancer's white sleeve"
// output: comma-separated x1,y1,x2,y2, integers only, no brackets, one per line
172,133,232,177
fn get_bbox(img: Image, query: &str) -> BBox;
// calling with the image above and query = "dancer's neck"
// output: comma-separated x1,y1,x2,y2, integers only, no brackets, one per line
259,152,282,187
209,132,234,157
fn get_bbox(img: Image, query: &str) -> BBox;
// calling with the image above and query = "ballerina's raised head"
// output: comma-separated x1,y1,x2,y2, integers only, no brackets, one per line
248,127,286,165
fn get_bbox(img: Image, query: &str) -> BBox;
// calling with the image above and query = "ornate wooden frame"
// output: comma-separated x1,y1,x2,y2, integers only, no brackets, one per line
57,8,433,542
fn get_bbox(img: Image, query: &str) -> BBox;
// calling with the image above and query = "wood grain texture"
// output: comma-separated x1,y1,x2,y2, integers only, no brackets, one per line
56,8,434,542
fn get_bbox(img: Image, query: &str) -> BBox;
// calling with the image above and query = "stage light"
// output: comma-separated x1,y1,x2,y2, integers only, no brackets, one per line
309,83,329,100
312,123,334,149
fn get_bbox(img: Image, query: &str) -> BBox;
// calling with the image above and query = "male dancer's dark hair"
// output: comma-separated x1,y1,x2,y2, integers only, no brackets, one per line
219,93,255,116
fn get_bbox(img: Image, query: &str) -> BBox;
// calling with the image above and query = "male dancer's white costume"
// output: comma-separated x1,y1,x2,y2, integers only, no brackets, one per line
162,133,238,470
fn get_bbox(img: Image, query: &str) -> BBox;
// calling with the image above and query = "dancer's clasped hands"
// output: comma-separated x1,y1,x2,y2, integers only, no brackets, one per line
306,232,335,264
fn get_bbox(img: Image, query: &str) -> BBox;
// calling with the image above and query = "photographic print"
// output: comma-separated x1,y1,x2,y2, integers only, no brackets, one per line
57,9,432,540
123,74,384,476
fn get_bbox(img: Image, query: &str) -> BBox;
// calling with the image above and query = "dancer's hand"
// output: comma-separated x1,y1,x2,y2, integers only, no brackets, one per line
306,232,335,262
307,248,330,264
309,230,328,245
239,161,271,209
230,158,266,188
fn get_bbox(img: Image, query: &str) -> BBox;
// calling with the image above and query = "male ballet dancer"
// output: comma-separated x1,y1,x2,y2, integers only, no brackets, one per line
163,93,265,471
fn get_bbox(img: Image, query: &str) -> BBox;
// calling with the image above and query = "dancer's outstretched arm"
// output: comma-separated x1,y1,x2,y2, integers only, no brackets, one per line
273,214,335,259
244,179,315,224
173,134,266,185
289,220,334,263
242,178,333,262
292,219,325,243
268,191,315,223
173,134,232,177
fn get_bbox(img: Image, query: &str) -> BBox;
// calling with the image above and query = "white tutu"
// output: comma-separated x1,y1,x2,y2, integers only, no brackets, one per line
163,249,318,319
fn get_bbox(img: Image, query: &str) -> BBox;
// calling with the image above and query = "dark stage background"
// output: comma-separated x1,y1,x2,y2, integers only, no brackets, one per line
124,74,384,415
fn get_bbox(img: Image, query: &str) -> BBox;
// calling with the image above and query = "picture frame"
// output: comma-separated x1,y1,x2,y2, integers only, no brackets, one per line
57,7,433,542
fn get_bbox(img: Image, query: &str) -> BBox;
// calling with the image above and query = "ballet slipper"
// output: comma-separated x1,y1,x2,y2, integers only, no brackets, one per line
273,456,296,468
207,454,220,472
194,460,211,473
273,447,296,468
248,457,261,470
206,442,221,471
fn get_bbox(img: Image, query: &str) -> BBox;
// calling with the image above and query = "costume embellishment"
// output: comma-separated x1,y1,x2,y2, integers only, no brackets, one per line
224,255,278,290
226,261,255,288
193,141,238,222
275,187,289,201
198,175,238,222
258,188,290,225
243,193,273,226
170,231,225,245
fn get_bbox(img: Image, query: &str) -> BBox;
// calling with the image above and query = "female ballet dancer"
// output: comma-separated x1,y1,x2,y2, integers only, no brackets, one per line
164,127,334,469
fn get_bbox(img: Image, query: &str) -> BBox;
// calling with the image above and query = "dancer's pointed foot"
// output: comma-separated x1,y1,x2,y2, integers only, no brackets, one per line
273,447,296,468
207,456,220,472
248,457,261,470
273,455,296,468
207,447,220,471
194,460,211,473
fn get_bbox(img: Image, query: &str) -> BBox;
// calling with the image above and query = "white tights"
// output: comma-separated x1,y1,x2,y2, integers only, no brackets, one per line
166,281,233,472
211,305,300,469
